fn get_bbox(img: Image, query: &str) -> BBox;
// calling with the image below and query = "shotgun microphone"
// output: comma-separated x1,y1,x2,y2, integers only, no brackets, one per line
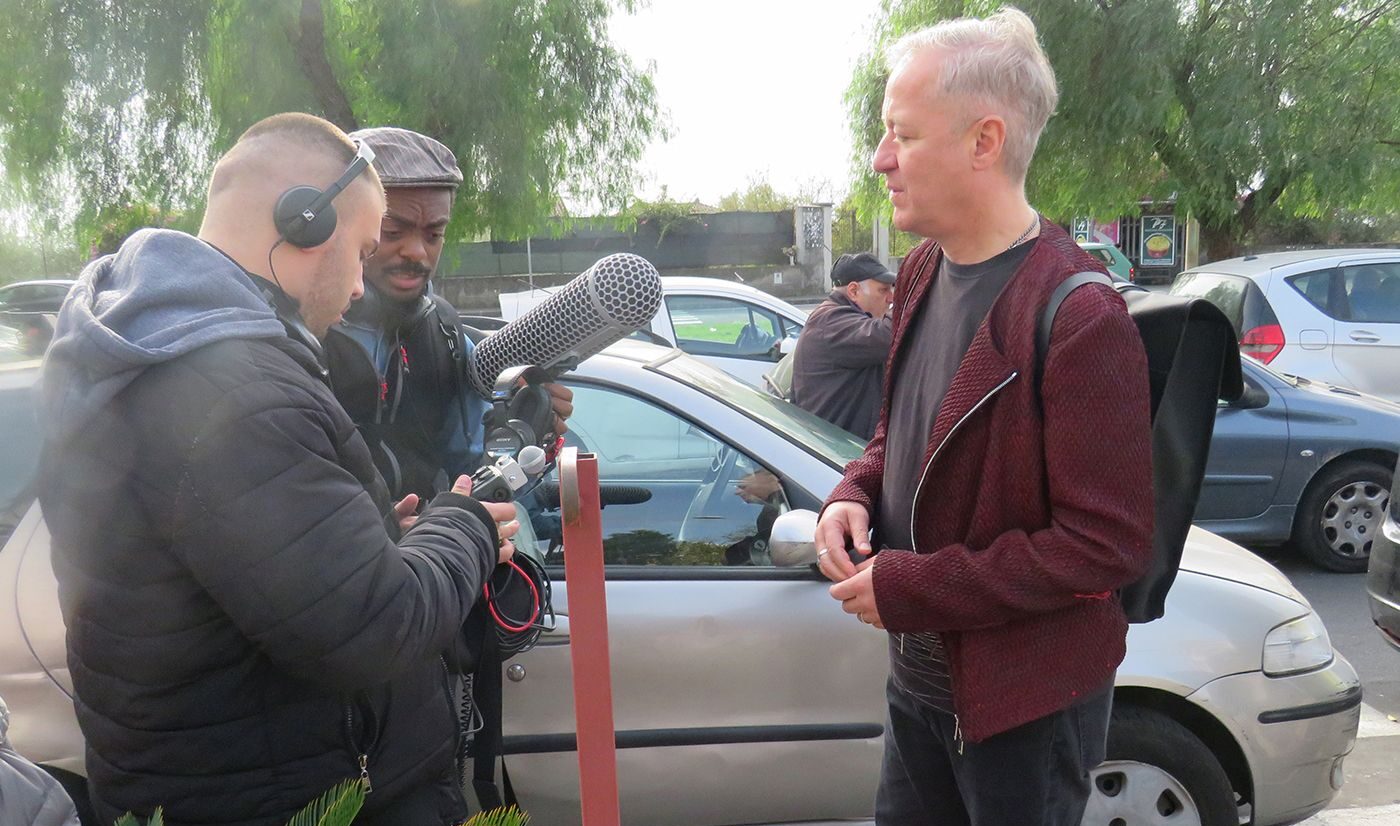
465,253,663,397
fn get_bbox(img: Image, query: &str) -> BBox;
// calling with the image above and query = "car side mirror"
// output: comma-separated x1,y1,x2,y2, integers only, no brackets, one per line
1229,382,1269,410
770,508,820,567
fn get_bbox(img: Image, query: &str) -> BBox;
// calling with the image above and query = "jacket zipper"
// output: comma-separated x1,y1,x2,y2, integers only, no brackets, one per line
907,371,1019,552
343,699,374,794
903,371,1017,758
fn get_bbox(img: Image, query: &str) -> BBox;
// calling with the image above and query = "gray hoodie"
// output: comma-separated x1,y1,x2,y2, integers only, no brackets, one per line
42,229,287,439
0,696,79,826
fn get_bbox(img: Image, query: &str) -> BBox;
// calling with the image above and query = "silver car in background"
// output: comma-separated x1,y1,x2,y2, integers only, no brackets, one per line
1171,249,1400,402
1,342,1362,825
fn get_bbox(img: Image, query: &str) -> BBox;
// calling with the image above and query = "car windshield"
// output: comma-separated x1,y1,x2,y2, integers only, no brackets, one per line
651,354,867,468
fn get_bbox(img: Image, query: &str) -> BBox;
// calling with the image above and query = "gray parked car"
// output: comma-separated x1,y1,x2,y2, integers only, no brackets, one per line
1201,356,1399,572
1,341,1362,826
1366,455,1400,651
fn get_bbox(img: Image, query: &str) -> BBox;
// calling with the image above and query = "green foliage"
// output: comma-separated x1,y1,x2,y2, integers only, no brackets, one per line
116,779,365,826
715,175,832,213
284,779,365,826
846,0,1400,258
114,809,163,826
465,805,532,826
616,187,708,244
0,0,662,243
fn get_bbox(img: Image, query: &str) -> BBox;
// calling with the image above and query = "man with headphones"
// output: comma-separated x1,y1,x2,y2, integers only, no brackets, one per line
325,126,573,502
38,113,516,826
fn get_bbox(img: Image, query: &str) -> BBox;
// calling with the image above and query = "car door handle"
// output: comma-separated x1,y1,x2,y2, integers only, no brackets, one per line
1349,331,1381,343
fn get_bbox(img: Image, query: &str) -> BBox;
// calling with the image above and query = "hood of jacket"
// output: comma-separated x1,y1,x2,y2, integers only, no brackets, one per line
41,228,288,438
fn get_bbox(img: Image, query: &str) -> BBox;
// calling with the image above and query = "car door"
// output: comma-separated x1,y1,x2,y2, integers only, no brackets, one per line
500,378,887,826
1331,258,1400,400
1195,360,1290,524
663,294,787,387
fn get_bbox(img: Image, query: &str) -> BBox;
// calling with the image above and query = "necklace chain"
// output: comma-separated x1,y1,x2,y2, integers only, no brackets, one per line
1008,213,1039,250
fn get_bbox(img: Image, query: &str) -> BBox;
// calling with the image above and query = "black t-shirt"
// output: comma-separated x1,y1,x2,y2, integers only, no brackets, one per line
877,239,1034,714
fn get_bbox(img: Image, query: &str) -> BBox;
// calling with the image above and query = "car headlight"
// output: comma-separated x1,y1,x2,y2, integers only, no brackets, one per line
1262,612,1334,676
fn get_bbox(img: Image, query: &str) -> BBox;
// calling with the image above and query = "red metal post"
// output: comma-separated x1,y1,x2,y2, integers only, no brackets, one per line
558,447,620,826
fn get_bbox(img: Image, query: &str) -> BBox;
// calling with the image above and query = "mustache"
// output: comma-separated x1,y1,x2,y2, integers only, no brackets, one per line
383,263,431,278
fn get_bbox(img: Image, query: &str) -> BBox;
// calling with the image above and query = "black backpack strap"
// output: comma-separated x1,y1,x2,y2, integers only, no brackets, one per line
1035,271,1116,386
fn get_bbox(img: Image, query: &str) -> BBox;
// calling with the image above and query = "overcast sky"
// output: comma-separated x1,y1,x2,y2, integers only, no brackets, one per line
608,0,885,205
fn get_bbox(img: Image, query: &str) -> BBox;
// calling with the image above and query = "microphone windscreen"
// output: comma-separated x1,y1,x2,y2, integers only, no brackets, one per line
467,253,662,396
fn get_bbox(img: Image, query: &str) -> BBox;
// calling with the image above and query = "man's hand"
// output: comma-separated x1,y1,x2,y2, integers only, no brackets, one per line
829,560,883,629
542,382,573,434
814,500,873,582
449,475,519,564
392,494,420,532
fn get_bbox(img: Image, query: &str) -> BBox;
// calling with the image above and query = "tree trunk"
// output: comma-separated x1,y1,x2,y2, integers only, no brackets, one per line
290,0,357,131
1202,224,1241,263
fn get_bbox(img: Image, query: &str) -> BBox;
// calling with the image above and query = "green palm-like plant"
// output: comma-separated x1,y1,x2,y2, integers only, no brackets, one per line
115,778,367,826
465,806,530,826
284,779,366,826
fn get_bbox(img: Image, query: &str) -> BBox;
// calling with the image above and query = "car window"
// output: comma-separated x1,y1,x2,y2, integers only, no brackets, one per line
1086,248,1114,267
667,295,783,360
1170,272,1250,329
1287,270,1334,315
0,359,43,547
542,382,789,568
652,353,867,468
1338,263,1400,323
0,285,38,306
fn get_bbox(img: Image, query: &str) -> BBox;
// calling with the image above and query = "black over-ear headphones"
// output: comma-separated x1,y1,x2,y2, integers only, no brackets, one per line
273,141,377,249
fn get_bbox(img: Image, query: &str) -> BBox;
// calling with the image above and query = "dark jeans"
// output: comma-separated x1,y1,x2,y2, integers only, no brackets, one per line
876,677,1112,826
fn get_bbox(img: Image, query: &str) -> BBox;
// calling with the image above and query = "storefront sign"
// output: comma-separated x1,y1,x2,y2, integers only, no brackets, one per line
1140,215,1176,267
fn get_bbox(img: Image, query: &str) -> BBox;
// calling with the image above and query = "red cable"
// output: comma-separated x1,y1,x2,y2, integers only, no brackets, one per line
484,557,540,633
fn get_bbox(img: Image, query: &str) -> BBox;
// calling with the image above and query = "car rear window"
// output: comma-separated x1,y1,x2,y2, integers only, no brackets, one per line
1170,272,1251,328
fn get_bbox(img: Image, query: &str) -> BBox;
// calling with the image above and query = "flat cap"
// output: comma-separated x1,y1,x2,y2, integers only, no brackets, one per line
832,252,896,286
348,126,463,190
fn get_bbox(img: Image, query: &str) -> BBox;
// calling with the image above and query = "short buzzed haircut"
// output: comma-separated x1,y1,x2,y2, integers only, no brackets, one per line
208,112,382,199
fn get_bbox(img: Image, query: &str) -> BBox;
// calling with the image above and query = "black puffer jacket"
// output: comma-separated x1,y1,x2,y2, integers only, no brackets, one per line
37,230,496,826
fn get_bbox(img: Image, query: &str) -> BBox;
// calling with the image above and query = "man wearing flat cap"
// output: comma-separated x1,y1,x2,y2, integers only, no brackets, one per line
789,252,895,440
325,126,571,501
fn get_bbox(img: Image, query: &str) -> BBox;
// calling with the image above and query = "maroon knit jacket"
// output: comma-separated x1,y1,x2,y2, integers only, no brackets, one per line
826,218,1154,741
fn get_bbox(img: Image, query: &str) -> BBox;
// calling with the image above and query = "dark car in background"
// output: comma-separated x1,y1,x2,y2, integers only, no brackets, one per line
1367,456,1400,650
1200,356,1398,572
0,280,75,315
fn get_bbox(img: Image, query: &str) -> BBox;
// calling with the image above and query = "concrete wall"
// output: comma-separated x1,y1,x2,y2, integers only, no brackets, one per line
431,208,832,313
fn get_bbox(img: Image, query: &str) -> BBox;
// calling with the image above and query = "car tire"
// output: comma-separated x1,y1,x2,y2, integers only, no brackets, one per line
42,765,97,826
1085,705,1237,826
1293,459,1391,573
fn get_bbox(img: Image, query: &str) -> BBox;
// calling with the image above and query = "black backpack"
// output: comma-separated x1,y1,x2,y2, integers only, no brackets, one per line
1037,274,1242,623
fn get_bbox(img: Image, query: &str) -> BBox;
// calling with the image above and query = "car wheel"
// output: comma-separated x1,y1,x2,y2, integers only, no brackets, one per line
42,765,97,826
1293,459,1391,573
1084,706,1237,826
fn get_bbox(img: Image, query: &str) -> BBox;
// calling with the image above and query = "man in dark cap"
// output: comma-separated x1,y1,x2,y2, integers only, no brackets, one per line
325,126,571,501
788,252,895,439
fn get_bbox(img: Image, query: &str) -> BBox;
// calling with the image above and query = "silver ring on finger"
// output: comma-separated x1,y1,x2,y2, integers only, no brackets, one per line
857,612,867,624
817,548,830,561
